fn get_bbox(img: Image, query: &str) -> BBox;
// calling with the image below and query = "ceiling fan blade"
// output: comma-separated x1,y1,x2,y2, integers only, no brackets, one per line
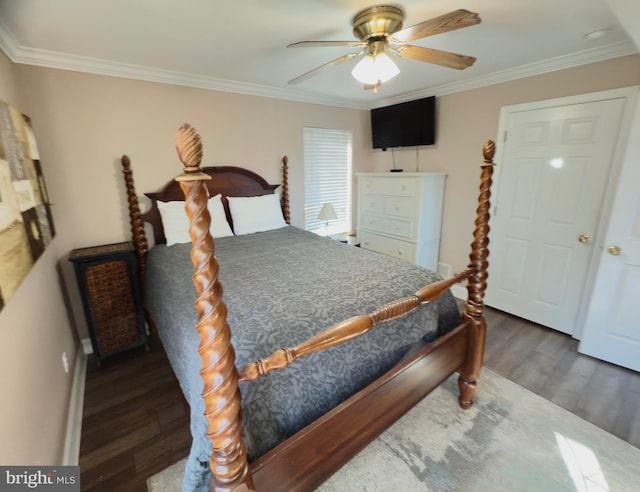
389,9,480,44
393,45,476,70
287,52,360,84
288,40,367,48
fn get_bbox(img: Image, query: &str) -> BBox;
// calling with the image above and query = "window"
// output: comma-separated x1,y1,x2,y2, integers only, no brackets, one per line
303,127,352,235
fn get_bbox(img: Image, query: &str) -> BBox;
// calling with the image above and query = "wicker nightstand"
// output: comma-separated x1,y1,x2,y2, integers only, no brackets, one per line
69,241,148,362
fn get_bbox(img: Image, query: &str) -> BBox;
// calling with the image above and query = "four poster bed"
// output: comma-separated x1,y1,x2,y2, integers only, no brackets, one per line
121,124,495,492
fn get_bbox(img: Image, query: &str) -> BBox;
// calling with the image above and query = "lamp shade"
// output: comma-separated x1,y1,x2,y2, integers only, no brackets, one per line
351,51,399,85
317,202,337,221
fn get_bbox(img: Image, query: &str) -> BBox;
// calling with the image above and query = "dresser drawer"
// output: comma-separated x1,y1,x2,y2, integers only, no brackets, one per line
360,213,386,233
360,176,418,197
360,195,386,214
358,232,416,262
361,194,418,218
360,214,415,239
384,196,417,218
385,217,414,238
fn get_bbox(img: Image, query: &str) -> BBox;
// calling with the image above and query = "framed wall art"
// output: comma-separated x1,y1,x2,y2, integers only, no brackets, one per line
0,100,55,312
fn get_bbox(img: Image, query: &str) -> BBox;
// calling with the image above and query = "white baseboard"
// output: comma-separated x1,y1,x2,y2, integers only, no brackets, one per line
62,348,87,466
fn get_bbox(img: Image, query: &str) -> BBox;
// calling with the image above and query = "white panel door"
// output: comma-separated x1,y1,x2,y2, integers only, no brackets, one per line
578,97,640,372
486,98,626,334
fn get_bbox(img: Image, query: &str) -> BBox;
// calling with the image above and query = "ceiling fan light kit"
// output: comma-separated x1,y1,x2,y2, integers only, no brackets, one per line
287,5,481,90
351,41,400,85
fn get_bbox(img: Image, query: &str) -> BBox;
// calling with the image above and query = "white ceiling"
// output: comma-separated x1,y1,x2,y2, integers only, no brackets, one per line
0,0,637,110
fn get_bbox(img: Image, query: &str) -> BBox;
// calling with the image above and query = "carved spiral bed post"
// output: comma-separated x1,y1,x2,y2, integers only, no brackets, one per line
458,140,495,409
281,155,291,224
121,155,155,333
175,124,254,492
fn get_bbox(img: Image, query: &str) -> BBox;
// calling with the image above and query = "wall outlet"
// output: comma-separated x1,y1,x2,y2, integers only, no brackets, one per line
81,338,94,355
62,352,70,374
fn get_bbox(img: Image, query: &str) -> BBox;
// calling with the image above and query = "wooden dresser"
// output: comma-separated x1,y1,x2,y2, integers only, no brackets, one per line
356,172,446,271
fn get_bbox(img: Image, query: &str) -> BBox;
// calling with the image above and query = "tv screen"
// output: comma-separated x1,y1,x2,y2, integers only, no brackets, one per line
371,96,436,150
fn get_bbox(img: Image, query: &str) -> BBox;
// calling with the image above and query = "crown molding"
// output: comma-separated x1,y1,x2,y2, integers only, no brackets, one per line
376,40,639,107
0,19,366,110
0,15,636,111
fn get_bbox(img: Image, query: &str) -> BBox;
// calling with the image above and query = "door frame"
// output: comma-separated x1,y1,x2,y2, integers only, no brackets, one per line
489,86,639,339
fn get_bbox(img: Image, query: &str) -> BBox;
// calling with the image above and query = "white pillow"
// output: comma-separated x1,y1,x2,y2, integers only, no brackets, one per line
227,194,287,235
157,194,234,246
156,200,190,246
208,194,235,238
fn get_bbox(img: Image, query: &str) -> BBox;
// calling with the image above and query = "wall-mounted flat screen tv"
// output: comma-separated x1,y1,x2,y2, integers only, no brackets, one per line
371,96,436,150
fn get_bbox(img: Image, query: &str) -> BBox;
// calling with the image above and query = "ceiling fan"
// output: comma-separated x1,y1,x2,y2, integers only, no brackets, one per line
287,5,481,91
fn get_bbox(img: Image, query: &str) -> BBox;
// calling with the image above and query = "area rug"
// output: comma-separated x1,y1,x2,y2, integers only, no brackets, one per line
148,369,640,491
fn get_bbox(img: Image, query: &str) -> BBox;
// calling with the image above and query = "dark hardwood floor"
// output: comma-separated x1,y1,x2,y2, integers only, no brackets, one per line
79,306,640,491
482,307,640,449
79,341,191,491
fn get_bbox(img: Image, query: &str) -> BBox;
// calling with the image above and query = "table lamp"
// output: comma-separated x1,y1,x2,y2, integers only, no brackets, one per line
317,203,337,235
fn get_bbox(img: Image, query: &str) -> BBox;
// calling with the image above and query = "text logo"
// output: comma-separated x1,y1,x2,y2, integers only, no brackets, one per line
0,467,79,491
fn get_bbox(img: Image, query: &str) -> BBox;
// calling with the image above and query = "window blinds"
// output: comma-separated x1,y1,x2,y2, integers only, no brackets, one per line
303,127,352,234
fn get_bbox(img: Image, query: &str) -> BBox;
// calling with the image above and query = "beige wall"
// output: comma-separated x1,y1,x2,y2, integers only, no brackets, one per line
0,51,78,465
15,66,372,340
370,54,640,272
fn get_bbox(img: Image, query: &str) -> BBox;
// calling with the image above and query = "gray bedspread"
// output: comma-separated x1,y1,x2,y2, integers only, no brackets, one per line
146,226,460,491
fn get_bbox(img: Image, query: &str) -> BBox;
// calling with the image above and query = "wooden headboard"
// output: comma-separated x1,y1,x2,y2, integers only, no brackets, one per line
120,153,290,337
140,162,290,245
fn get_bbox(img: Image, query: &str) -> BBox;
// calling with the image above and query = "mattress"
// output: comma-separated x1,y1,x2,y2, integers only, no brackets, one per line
146,226,460,491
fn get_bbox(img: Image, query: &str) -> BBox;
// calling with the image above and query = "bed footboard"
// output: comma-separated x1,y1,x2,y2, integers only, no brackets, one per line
251,320,471,491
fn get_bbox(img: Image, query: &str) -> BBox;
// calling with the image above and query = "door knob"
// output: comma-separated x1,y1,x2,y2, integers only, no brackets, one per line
578,234,590,243
608,245,622,256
